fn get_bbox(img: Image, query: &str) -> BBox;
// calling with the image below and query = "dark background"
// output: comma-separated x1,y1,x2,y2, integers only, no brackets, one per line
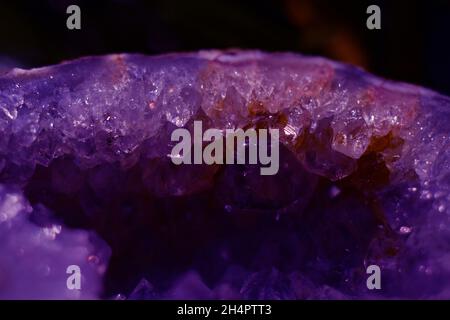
0,0,449,95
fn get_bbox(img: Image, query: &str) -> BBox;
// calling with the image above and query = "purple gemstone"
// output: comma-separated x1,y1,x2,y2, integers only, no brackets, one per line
0,50,449,299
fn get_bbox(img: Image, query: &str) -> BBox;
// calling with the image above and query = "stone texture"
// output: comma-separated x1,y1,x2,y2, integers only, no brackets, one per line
0,50,449,299
0,185,109,299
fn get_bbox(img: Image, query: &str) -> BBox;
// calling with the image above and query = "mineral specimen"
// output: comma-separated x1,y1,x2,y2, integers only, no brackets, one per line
0,50,449,299
0,185,109,299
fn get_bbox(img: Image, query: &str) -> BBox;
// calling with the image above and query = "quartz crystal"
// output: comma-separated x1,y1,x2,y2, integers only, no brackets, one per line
0,50,449,299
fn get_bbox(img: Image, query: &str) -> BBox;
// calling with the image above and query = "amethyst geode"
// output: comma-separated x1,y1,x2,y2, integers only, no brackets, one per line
0,50,449,299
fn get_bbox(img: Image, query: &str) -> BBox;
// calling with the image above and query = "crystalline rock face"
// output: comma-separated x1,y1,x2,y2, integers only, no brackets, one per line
0,50,449,299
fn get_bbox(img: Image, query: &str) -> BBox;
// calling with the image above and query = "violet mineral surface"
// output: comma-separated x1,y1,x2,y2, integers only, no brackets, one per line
0,50,449,299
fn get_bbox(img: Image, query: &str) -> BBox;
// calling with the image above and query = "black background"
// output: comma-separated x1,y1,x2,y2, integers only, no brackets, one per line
0,300,445,318
0,0,449,95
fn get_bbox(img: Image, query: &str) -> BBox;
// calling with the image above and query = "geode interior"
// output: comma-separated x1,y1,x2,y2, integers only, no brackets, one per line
0,50,449,299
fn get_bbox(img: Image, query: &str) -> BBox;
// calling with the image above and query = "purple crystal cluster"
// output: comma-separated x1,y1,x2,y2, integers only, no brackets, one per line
0,50,449,299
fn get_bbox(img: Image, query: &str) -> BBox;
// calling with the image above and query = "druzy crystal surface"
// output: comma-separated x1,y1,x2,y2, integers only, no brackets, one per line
0,50,449,299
